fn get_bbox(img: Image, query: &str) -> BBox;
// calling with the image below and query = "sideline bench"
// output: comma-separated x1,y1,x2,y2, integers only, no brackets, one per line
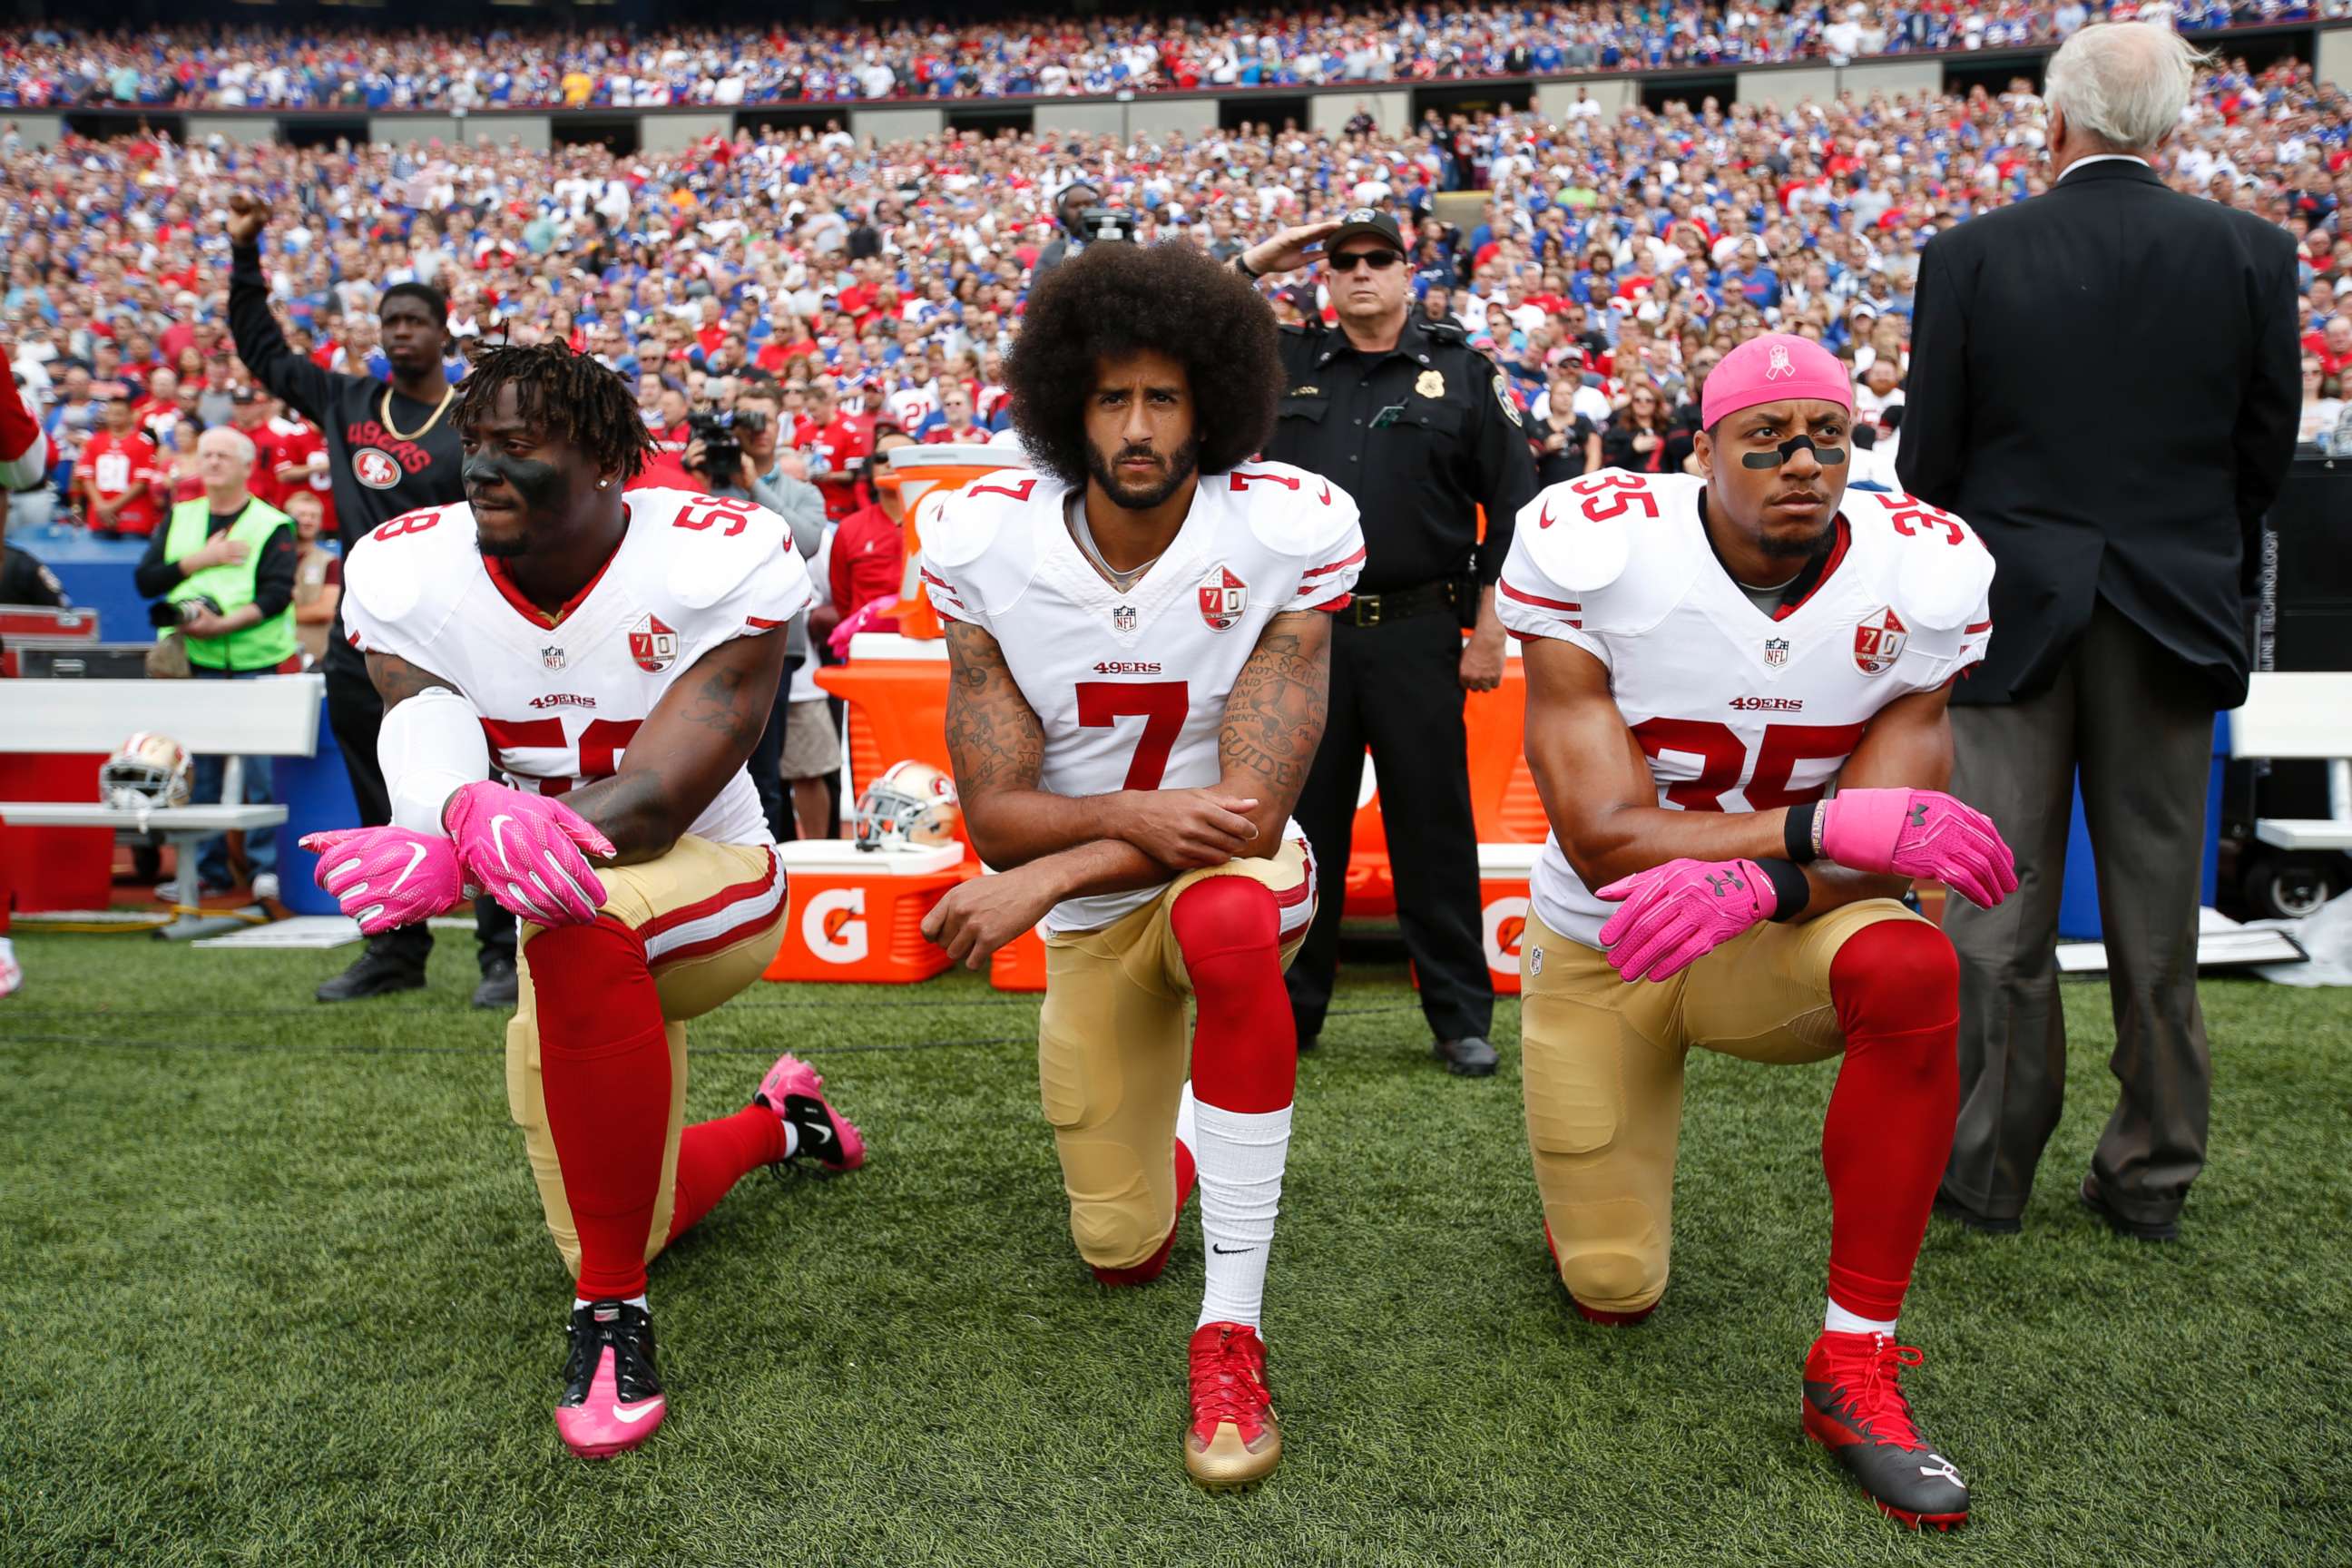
0,675,325,934
2229,671,2352,853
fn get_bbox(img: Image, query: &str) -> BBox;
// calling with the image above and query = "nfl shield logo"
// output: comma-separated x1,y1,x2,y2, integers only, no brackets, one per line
541,645,566,671
1854,607,1909,676
1113,604,1138,634
630,612,680,673
1763,636,1790,669
1198,565,1248,632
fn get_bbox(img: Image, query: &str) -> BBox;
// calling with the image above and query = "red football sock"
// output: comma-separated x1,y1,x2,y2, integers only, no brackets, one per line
667,1103,791,1247
1170,877,1295,1114
1820,920,1962,1323
529,917,672,1301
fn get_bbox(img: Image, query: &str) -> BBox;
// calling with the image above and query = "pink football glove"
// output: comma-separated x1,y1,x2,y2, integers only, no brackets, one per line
1595,858,1779,983
299,827,468,936
1818,788,2018,909
441,780,615,927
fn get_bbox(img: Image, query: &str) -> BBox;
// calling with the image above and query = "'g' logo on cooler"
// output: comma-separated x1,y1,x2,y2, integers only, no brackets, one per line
1482,894,1529,977
352,447,403,490
803,887,868,965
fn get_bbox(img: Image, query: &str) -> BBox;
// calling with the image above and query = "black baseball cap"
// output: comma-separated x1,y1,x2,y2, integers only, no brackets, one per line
1326,208,1406,258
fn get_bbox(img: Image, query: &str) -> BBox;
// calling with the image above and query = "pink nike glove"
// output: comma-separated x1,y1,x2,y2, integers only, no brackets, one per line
1595,858,1779,983
1818,788,2019,909
299,827,467,936
441,780,615,928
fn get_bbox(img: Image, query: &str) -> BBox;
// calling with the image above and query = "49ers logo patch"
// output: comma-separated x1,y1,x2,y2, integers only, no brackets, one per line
1854,606,1908,675
1198,564,1247,632
351,447,402,490
630,612,680,672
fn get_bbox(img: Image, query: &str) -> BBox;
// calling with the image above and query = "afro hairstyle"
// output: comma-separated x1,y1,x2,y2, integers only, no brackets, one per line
1004,240,1281,493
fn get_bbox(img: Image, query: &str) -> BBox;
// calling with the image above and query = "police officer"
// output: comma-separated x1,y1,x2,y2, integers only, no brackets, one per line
1234,211,1537,1076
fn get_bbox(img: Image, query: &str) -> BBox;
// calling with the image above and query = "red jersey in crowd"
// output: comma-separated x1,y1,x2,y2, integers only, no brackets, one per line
828,499,905,633
80,428,162,535
270,415,338,536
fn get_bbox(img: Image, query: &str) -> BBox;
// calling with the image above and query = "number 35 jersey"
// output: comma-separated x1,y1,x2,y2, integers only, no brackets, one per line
341,487,815,848
920,463,1366,934
1497,469,1995,948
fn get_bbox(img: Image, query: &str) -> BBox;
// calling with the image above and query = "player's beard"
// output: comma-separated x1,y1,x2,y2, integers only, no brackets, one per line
1086,433,1201,512
1758,512,1838,562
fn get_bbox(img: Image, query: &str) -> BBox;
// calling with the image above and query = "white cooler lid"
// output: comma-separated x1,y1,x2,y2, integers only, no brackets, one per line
1477,840,1544,876
775,839,965,876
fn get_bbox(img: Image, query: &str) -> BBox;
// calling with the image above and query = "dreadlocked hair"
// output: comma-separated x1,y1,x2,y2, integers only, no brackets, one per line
1006,240,1282,492
456,338,652,481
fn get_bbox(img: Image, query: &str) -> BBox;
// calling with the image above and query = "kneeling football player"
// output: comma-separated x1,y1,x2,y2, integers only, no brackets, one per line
1499,333,2017,1529
305,343,867,1460
916,242,1363,1489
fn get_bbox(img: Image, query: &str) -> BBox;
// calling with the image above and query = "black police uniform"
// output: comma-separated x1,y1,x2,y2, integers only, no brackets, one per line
1261,240,1537,1062
0,541,67,607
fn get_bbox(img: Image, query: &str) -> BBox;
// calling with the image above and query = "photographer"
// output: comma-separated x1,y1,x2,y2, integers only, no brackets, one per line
681,385,828,841
1032,182,1103,281
131,426,297,902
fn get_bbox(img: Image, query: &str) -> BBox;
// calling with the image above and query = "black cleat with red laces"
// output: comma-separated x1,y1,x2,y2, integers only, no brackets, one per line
1801,1329,1970,1530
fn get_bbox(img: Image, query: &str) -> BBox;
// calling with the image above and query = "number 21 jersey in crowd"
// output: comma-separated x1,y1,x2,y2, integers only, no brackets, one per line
340,486,814,848
919,461,1366,934
1496,469,1995,948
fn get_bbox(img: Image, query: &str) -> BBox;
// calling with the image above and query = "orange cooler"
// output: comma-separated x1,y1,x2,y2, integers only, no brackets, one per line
764,840,974,984
1476,841,1543,996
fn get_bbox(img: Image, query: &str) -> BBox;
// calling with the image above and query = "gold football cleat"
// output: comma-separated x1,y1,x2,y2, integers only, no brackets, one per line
1184,1322,1281,1490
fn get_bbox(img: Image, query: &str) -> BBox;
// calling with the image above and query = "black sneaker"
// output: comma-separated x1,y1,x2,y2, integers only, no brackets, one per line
315,936,428,1003
1434,1035,1499,1077
471,954,519,1011
556,1299,666,1459
1802,1330,1970,1530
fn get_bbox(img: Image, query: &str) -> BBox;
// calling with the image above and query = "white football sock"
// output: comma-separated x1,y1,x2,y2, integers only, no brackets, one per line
779,1120,800,1161
1193,1098,1291,1332
1825,1298,1897,1338
574,1293,652,1314
1175,1080,1199,1159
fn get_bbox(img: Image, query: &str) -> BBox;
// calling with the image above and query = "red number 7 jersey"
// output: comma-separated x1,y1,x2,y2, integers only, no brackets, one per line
341,487,814,848
1498,470,1994,948
920,462,1365,934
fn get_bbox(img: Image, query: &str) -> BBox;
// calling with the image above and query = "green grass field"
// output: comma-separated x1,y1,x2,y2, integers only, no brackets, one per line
2,929,2347,1567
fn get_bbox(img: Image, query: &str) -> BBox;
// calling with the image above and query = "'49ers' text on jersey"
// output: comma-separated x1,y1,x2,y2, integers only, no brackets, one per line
341,486,815,848
1498,469,1994,948
920,462,1366,934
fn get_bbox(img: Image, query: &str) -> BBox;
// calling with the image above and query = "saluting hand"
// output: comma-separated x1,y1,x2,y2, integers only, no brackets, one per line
1240,220,1345,279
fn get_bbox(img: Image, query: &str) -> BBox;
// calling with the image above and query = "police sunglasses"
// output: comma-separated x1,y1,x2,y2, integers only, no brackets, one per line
1329,250,1405,272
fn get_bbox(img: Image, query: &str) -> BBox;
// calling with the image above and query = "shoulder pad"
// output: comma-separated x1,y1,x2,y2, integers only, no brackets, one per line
1855,493,1995,632
342,503,462,627
1220,464,1355,555
920,470,1050,572
1517,471,1705,629
1422,318,1469,347
1519,485,1630,593
634,488,793,610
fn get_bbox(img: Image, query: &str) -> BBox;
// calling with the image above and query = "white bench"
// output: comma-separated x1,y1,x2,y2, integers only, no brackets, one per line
0,675,326,930
2229,672,2352,852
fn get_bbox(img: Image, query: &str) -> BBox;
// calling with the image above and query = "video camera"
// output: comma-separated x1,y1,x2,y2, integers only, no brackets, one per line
1078,207,1142,245
686,408,769,481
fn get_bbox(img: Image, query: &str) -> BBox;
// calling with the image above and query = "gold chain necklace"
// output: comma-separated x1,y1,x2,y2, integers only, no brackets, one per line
379,385,456,444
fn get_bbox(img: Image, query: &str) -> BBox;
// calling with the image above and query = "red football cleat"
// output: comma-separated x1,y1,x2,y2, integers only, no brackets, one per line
555,1299,666,1460
1184,1320,1280,1489
1802,1329,1971,1530
1093,1140,1197,1287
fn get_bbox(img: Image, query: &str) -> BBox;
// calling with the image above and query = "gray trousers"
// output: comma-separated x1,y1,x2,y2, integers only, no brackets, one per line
1942,601,2215,1227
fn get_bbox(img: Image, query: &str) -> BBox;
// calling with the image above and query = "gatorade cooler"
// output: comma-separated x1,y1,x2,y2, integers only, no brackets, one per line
764,839,974,984
989,921,1048,993
876,443,1021,642
1475,841,1543,996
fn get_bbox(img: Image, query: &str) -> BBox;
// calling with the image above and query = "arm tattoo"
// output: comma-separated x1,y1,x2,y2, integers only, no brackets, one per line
681,656,763,752
366,650,458,709
1220,611,1330,810
943,621,1044,799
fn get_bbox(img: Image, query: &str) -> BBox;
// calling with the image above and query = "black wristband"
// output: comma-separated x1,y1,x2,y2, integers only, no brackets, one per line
1234,254,1261,280
1756,858,1812,923
1784,801,1819,864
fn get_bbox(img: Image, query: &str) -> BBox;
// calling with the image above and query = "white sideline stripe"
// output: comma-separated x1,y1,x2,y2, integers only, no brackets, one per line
643,848,790,965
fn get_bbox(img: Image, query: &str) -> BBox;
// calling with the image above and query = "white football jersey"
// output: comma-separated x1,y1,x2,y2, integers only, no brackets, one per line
920,461,1366,934
342,486,815,848
1498,469,1994,947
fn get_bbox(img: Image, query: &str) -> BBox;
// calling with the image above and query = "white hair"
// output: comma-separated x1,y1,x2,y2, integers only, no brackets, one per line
197,426,257,469
2044,23,2210,153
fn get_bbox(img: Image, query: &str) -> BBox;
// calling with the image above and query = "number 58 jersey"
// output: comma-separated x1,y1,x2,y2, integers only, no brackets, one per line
341,487,815,848
920,463,1365,934
1497,470,1995,948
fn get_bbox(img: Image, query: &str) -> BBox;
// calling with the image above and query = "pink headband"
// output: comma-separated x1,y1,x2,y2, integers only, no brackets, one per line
1701,333,1853,431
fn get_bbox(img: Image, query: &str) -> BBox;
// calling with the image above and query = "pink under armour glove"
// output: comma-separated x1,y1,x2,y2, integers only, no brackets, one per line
1595,858,1779,983
1817,788,2019,909
299,827,468,936
441,780,615,927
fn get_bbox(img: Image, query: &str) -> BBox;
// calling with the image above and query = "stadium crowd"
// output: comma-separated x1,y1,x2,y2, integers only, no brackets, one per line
4,54,2348,585
0,5,2342,110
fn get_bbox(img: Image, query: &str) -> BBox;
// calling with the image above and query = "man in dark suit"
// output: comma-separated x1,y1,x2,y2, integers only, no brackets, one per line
1898,24,2300,1241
